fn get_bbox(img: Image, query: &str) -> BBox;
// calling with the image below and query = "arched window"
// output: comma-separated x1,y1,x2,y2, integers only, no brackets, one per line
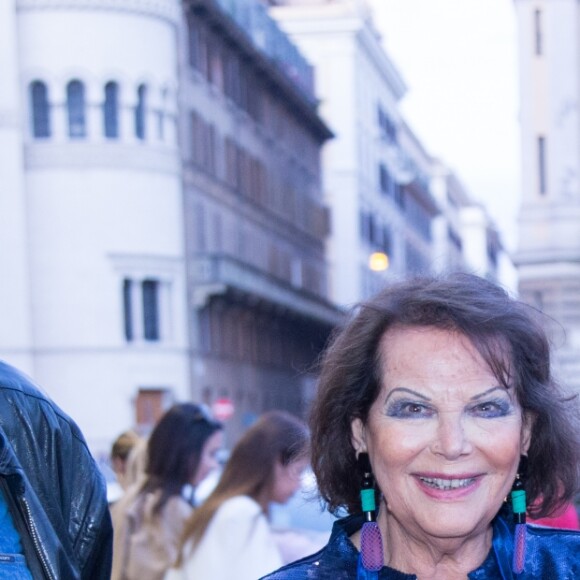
135,84,147,140
103,81,119,139
67,80,86,138
30,81,50,138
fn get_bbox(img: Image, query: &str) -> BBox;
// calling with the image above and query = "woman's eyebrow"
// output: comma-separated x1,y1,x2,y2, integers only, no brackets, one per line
470,386,506,401
384,387,431,404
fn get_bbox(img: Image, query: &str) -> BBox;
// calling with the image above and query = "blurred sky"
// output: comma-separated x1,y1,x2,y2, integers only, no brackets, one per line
368,0,521,254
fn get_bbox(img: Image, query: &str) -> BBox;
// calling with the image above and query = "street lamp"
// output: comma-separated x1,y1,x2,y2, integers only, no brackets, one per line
368,251,389,272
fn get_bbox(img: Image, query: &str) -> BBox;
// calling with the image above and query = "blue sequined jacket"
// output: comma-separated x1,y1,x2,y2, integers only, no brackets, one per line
261,507,580,579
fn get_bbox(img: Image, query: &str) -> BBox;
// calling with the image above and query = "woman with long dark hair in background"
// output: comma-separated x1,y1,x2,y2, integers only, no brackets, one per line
166,410,309,580
111,403,223,580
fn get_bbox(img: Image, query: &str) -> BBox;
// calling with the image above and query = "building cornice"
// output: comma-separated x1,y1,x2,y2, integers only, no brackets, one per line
24,142,181,174
270,4,407,100
186,0,333,141
356,23,406,100
16,0,180,24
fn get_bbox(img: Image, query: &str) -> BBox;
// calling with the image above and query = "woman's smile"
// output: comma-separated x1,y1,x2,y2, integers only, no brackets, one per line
413,473,483,499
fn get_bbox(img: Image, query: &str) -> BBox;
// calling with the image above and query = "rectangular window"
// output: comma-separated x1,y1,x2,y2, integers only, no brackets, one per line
225,137,236,187
157,111,164,141
207,124,216,175
534,9,542,56
104,82,119,139
142,279,160,341
382,226,392,256
189,16,208,77
359,210,370,242
120,271,173,344
195,203,207,251
188,16,200,69
487,235,498,267
224,51,240,103
31,82,51,138
135,85,147,141
208,38,224,91
379,163,391,196
538,135,546,195
67,81,86,139
394,183,405,209
123,279,133,341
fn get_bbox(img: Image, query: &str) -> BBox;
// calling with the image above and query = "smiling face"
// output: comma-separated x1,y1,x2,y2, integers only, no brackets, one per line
351,325,531,544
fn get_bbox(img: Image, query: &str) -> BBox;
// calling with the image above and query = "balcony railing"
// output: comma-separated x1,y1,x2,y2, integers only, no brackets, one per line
190,254,343,326
213,0,315,101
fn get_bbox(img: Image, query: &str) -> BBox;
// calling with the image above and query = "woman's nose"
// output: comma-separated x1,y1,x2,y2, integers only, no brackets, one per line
430,412,473,459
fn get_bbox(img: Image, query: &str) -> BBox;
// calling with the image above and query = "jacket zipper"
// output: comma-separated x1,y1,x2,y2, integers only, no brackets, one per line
0,475,54,580
18,494,55,580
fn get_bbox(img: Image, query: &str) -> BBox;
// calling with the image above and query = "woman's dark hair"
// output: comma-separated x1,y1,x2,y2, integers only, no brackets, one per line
142,403,222,515
310,272,580,518
176,410,309,561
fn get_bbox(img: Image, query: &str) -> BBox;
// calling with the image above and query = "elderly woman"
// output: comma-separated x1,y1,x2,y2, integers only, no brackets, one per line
262,273,580,579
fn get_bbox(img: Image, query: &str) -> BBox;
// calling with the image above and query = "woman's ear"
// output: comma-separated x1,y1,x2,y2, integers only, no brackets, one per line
521,411,535,454
351,417,367,454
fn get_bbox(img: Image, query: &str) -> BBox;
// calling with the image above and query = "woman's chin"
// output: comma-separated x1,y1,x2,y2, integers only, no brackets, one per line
386,504,493,543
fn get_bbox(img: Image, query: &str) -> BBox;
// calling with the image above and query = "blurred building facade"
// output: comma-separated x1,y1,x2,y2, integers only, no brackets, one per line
1,0,509,453
179,0,340,439
0,0,338,452
513,0,580,393
268,0,504,306
430,161,502,280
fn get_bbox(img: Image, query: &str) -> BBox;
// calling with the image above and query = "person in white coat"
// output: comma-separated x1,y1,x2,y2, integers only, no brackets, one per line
166,410,309,580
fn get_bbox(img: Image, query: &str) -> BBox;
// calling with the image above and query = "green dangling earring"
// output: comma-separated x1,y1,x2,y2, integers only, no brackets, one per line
510,455,528,574
357,453,384,575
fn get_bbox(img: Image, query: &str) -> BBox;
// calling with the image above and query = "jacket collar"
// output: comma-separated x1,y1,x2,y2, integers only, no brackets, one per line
326,506,515,580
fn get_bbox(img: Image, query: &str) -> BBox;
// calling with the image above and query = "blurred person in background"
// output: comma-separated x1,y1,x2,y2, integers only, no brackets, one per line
111,403,223,580
0,361,112,578
121,435,149,491
111,429,143,492
166,410,309,580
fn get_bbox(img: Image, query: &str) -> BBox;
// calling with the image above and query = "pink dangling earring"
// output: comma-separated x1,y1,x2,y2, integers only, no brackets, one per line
511,455,528,574
357,453,384,573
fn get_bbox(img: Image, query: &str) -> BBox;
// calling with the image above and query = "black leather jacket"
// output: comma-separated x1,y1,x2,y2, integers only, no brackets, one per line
0,361,112,579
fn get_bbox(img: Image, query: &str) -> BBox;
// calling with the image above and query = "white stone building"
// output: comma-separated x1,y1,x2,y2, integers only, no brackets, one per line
430,161,503,282
0,0,190,455
513,0,580,392
0,0,338,454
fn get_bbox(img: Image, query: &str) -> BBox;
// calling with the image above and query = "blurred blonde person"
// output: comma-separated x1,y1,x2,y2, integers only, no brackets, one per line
111,430,143,491
112,403,223,580
166,411,309,580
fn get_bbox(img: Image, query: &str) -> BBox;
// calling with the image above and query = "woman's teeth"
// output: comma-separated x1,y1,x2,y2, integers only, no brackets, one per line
419,476,475,490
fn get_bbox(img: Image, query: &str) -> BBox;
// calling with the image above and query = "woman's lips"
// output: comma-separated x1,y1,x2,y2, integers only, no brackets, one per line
413,473,483,499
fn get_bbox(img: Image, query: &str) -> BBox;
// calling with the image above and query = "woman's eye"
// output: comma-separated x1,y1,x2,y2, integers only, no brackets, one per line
387,401,433,418
470,400,510,418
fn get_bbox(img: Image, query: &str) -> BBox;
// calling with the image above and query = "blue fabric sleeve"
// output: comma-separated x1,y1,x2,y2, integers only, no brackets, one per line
0,490,33,579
